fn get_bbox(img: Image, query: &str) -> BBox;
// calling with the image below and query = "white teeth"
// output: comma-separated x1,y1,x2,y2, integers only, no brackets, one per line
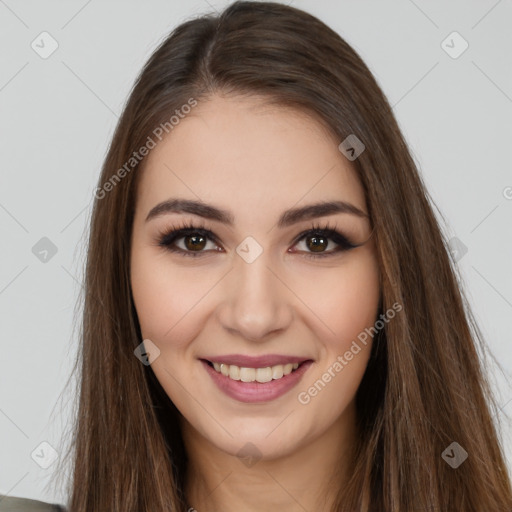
240,367,256,382
272,365,284,379
229,365,241,381
255,367,272,383
284,363,294,375
210,361,301,382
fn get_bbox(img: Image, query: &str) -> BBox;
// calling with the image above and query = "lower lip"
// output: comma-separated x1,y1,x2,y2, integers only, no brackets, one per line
201,359,313,403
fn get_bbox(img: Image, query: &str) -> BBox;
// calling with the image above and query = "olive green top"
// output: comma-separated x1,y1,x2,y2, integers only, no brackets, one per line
0,495,65,512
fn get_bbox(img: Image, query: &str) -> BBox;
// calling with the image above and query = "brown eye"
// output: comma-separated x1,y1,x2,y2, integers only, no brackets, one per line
184,234,207,251
158,226,221,257
291,227,358,259
305,234,329,252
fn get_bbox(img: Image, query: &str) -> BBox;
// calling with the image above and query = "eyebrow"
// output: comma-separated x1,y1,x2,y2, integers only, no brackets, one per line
145,198,368,228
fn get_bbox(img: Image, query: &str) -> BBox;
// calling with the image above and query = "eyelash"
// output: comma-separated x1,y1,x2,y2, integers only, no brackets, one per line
154,221,360,259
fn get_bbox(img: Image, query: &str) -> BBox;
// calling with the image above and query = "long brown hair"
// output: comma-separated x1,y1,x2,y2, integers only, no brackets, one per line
59,1,512,510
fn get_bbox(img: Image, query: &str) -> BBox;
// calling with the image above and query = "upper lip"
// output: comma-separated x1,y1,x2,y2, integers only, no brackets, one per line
202,354,312,368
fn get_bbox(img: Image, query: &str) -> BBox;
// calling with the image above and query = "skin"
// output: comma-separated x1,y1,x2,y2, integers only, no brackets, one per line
130,94,381,511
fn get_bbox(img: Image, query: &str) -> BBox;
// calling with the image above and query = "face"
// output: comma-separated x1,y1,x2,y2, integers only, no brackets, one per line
130,94,380,461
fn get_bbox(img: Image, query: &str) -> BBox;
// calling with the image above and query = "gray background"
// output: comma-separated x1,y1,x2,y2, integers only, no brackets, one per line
0,0,511,504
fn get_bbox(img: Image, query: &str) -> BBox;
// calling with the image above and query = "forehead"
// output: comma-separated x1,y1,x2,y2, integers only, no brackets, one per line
136,94,367,221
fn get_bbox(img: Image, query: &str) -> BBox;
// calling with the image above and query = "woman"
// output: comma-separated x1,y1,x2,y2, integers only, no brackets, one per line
4,1,511,511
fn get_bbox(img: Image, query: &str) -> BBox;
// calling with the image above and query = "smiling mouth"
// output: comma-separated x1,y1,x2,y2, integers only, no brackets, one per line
203,360,307,383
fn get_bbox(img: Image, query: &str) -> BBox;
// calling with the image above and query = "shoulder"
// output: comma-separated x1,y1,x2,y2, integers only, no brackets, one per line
0,495,66,512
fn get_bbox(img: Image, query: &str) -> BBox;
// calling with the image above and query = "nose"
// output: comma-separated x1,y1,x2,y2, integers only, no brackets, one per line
216,249,294,343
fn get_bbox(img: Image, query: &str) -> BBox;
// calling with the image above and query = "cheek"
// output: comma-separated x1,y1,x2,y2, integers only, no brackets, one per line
132,244,381,349
294,254,380,425
333,261,380,347
131,246,183,341
130,246,220,347
291,251,381,351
